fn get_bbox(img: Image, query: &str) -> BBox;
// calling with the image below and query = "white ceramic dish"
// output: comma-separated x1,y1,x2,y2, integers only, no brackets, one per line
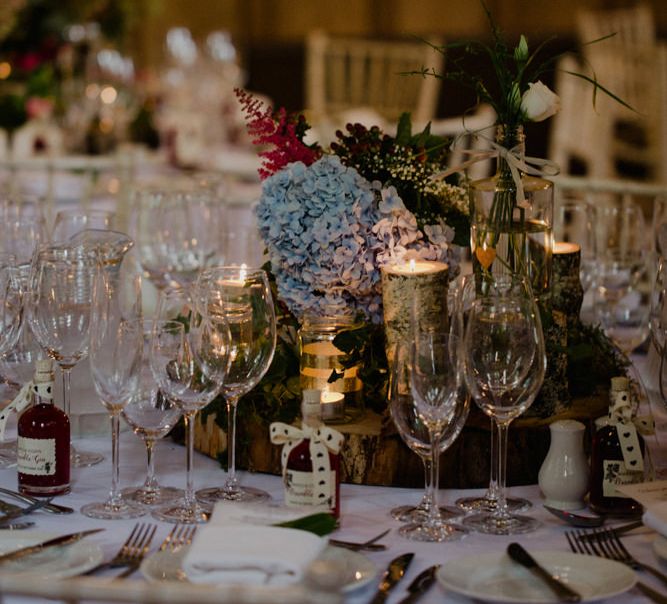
140,544,376,593
437,550,636,603
0,531,104,578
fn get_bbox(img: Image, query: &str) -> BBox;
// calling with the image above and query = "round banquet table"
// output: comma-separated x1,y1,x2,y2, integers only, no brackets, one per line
0,354,665,604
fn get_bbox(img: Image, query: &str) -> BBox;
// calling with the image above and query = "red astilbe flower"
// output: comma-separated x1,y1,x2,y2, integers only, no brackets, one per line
236,88,322,179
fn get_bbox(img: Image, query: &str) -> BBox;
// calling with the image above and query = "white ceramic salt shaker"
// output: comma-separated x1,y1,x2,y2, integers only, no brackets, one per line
538,419,589,510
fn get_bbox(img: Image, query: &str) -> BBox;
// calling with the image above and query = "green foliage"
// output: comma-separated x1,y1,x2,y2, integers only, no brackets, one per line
274,513,337,536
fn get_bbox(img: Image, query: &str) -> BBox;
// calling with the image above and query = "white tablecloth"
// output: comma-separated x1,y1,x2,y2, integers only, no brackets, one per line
0,353,666,604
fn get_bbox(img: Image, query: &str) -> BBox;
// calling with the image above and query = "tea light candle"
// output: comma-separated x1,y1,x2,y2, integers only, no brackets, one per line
320,390,345,421
381,259,449,363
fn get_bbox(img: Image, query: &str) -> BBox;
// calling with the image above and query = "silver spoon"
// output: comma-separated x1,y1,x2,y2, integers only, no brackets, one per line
544,505,604,527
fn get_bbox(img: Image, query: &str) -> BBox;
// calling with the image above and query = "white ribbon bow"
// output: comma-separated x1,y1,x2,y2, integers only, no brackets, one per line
433,132,560,207
0,381,35,441
270,422,344,507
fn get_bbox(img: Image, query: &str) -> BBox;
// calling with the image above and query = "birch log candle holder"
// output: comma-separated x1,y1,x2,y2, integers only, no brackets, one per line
552,241,584,326
380,259,449,364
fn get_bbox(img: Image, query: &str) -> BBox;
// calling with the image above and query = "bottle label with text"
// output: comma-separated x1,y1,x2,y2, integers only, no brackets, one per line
284,469,336,508
17,437,56,476
602,459,644,497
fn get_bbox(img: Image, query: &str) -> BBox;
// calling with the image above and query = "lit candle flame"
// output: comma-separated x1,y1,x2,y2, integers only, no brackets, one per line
409,259,416,273
240,263,247,282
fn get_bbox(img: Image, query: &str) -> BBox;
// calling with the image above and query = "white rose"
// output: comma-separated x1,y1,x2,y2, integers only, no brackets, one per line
520,81,561,122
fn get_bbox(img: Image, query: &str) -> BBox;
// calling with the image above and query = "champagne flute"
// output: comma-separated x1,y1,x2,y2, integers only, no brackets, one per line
81,272,145,519
150,296,231,523
27,244,103,467
407,330,469,542
451,274,531,514
122,319,184,506
388,340,465,522
194,266,277,504
462,283,546,535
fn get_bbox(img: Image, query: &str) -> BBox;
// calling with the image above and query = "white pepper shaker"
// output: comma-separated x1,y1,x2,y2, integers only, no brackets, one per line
538,419,589,510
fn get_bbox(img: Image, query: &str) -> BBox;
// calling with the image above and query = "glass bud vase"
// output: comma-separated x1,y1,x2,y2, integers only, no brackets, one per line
470,125,554,304
298,313,364,424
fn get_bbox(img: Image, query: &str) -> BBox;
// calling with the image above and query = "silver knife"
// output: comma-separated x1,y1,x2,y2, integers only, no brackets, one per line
397,565,440,604
0,497,53,525
0,528,105,563
369,552,414,604
0,488,74,514
507,543,581,603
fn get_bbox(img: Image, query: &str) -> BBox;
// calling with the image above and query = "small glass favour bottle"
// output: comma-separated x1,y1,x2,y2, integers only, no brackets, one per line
17,359,70,496
284,394,342,518
589,377,644,515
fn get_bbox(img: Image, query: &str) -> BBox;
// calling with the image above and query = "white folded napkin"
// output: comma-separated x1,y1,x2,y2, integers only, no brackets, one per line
643,501,667,537
182,525,326,586
208,500,328,527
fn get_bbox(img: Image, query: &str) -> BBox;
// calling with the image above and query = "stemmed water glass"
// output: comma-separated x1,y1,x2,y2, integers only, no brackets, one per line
81,272,145,519
450,274,531,514
462,281,546,535
193,266,277,504
555,196,597,292
52,209,116,243
388,340,466,522
27,244,103,467
407,330,469,542
150,294,231,523
122,319,184,506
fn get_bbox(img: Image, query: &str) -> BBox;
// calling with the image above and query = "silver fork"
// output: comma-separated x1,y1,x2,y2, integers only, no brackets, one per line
159,524,197,552
83,523,157,577
566,529,667,604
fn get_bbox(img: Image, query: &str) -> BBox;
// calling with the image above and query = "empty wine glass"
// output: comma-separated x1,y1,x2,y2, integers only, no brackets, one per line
0,254,23,357
554,196,597,291
122,319,184,506
150,296,231,524
81,272,145,520
462,281,546,535
594,257,651,355
1,217,49,266
407,330,469,542
28,244,103,467
52,209,115,243
194,266,277,504
389,340,467,523
450,274,531,514
650,258,667,400
132,186,222,291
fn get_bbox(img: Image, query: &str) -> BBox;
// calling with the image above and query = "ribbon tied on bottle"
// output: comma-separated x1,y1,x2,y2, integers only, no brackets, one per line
608,385,655,474
433,131,560,208
270,422,344,507
0,379,49,441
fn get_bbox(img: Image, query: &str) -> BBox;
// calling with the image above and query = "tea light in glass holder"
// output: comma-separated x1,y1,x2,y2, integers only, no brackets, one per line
320,390,345,421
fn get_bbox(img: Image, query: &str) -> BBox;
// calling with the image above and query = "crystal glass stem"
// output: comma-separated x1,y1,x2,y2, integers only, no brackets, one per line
184,410,197,508
486,418,499,500
61,365,72,417
223,395,239,495
422,456,434,510
492,421,511,521
425,426,443,529
109,410,122,506
144,439,158,489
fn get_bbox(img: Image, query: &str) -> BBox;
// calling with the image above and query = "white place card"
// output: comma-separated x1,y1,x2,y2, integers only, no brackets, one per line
615,479,667,507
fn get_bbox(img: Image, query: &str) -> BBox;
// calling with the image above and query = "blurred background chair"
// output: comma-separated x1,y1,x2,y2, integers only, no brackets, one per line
549,4,667,184
304,30,444,142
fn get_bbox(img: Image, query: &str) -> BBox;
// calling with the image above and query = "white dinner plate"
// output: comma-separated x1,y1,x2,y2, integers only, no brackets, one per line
140,544,376,593
653,534,667,561
437,550,636,603
0,531,104,579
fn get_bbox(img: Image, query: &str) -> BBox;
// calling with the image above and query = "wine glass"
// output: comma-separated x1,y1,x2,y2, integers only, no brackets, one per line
650,258,667,400
52,209,115,243
194,266,277,504
1,217,49,266
81,272,145,520
554,195,597,291
407,330,469,542
652,196,667,259
150,295,231,523
388,339,467,523
0,322,46,468
462,283,546,535
27,244,103,467
122,319,184,506
594,256,651,355
0,254,23,357
132,186,222,291
450,274,532,514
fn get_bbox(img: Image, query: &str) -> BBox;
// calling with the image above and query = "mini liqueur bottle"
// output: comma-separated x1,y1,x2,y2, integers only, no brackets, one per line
284,395,342,518
17,359,70,496
589,377,644,515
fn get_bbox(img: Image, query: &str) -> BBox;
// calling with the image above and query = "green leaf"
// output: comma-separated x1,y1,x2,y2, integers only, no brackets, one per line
395,112,413,146
274,513,337,536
